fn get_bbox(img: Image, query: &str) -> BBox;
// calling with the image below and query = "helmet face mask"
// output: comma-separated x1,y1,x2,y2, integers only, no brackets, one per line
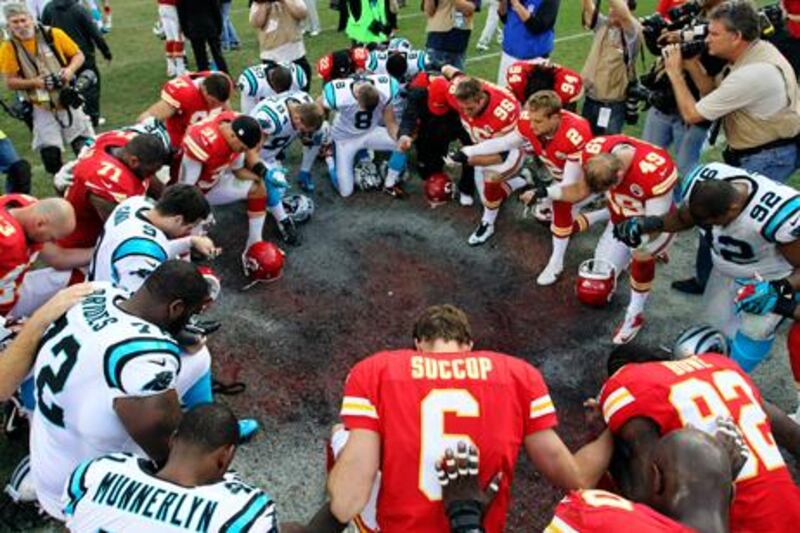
576,258,617,307
354,160,383,191
282,194,315,224
672,325,729,359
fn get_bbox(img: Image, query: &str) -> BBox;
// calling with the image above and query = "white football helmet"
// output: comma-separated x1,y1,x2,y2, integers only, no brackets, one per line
388,37,412,53
282,194,315,224
354,160,383,191
673,325,729,359
124,117,172,153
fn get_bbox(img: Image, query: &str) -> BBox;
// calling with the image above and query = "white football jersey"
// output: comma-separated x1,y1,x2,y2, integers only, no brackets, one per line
322,74,400,139
88,196,171,293
30,284,182,518
238,62,307,115
250,91,314,162
64,452,278,532
681,162,800,279
364,49,427,84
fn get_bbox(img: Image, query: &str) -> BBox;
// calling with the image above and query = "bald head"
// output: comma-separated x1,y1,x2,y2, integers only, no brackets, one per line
648,429,733,526
18,198,76,243
584,153,623,193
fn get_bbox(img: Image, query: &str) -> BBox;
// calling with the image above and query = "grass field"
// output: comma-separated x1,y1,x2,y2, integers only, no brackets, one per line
1,0,798,528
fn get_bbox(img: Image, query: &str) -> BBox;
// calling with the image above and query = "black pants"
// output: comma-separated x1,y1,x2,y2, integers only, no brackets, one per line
189,36,229,74
78,62,101,126
416,114,475,196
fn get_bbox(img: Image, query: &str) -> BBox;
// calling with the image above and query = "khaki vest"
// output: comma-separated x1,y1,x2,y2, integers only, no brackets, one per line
581,23,637,102
10,26,65,106
720,40,800,150
256,3,302,55
426,0,474,33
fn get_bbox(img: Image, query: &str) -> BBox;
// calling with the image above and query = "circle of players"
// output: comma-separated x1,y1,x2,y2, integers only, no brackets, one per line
3,32,800,533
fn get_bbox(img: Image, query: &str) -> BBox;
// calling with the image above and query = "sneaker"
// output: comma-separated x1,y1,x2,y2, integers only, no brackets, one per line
476,42,489,52
310,30,321,37
612,313,645,345
536,261,563,286
468,222,495,246
383,184,408,199
459,192,474,207
237,419,260,444
277,218,301,246
671,277,705,295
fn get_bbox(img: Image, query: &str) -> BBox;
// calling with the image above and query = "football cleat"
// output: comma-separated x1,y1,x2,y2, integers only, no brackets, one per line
297,170,315,193
383,184,408,200
536,261,563,286
468,222,495,246
237,419,260,444
612,313,645,345
277,217,301,246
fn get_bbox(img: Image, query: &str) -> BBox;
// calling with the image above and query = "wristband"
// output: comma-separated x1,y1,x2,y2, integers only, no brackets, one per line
446,499,484,533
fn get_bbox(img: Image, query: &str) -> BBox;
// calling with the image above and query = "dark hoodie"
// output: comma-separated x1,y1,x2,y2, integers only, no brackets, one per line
41,0,112,64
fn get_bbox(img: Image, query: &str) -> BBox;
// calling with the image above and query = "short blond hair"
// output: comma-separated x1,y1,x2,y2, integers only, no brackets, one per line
584,153,623,193
525,90,562,117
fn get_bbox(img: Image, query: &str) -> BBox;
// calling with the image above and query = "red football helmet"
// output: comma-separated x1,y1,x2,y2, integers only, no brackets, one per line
196,265,221,303
242,242,285,289
576,258,616,307
424,172,454,206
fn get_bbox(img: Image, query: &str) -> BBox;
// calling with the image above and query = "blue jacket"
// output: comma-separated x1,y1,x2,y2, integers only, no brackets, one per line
502,0,558,59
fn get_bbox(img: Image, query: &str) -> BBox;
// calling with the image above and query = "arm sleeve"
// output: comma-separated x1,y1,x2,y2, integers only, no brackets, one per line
524,0,560,34
340,358,381,433
462,129,526,157
179,155,203,186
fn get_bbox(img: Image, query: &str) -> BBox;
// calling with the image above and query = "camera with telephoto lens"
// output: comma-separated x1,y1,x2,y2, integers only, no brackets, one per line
58,69,97,109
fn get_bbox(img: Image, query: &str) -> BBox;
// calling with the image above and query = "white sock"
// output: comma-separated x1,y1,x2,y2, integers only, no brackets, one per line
507,177,527,191
548,236,569,270
247,215,266,248
627,290,649,318
481,208,498,225
384,169,399,188
268,203,287,223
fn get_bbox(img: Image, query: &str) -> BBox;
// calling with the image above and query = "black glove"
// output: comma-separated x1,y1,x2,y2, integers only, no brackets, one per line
445,149,469,166
175,318,221,347
613,216,664,247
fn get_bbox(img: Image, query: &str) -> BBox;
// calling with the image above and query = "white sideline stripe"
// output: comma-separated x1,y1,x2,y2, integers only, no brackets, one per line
466,31,592,63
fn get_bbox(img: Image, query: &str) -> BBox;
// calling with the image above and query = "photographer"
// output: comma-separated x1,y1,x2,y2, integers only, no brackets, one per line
424,0,477,69
41,0,112,128
663,0,799,182
638,0,725,177
0,3,94,178
580,0,642,135
250,0,311,82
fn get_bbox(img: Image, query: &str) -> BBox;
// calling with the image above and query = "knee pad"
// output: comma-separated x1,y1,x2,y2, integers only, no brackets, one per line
70,136,92,157
40,146,63,175
6,159,31,194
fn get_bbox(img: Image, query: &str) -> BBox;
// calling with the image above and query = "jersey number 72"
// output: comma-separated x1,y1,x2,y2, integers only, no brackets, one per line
36,315,80,428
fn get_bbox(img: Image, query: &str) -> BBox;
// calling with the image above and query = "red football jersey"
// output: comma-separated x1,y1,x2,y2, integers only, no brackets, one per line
580,135,677,223
340,349,557,533
182,111,241,192
0,195,42,317
161,71,219,148
518,110,592,180
317,48,369,82
599,353,800,532
59,131,150,249
505,60,584,106
545,490,693,532
446,80,519,142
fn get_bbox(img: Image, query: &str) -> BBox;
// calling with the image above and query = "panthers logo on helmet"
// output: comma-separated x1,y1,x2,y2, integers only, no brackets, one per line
242,242,285,290
354,160,383,191
388,37,412,53
576,258,616,307
282,194,315,224
672,325,729,359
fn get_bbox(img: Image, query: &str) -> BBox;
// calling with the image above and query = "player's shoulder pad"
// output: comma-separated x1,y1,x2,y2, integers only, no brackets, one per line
238,66,260,97
292,63,307,89
102,334,182,393
322,81,337,110
111,236,169,265
219,480,277,532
